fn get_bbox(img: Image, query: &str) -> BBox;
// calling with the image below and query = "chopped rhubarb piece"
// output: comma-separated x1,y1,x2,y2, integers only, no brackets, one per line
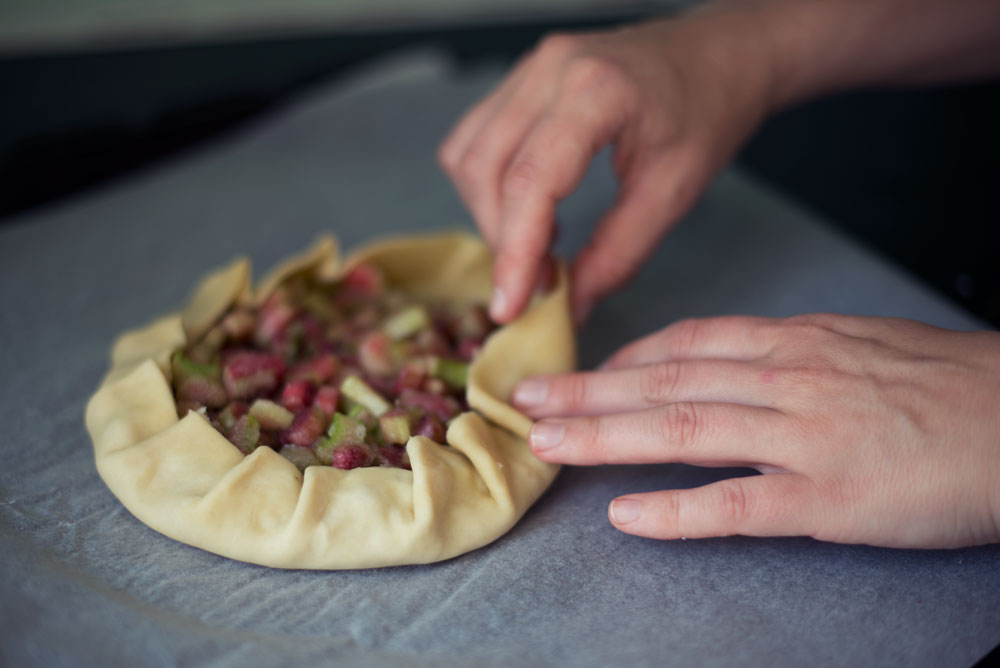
374,445,409,469
280,380,315,413
391,360,427,395
254,291,298,347
379,408,417,445
249,399,295,430
280,407,328,447
222,351,285,400
341,375,391,416
421,377,448,396
315,415,371,467
427,356,469,389
217,401,249,431
457,338,483,361
383,305,431,341
172,352,227,407
454,304,493,341
397,389,461,422
414,413,447,443
358,331,396,377
176,375,228,408
343,262,385,295
287,353,340,385
414,328,451,356
325,412,367,446
278,445,320,472
346,404,378,430
313,385,341,417
331,445,374,470
172,350,218,382
228,414,261,454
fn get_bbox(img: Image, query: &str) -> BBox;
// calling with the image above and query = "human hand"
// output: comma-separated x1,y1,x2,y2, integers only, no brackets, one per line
511,315,1000,548
438,13,773,324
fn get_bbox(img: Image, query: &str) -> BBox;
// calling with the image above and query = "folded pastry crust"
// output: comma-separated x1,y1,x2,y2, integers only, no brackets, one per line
85,233,575,569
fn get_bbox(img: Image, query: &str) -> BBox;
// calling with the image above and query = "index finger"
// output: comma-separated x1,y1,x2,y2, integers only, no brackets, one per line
489,87,625,322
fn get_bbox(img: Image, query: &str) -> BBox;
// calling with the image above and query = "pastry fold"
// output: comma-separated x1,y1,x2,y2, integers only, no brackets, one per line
85,233,575,569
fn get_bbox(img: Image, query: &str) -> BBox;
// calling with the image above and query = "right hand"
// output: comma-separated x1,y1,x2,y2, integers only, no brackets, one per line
439,12,775,324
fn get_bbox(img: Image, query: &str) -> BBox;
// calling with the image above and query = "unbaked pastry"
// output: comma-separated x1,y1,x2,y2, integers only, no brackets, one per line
85,233,575,569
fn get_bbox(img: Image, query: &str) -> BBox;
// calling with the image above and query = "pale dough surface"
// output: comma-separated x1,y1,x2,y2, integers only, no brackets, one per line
85,233,575,569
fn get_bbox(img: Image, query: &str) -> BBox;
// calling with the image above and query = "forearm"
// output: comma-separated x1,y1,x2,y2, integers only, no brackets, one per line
684,0,1000,111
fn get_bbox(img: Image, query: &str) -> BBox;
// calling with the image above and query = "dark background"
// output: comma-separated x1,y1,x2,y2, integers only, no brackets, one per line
2,12,998,325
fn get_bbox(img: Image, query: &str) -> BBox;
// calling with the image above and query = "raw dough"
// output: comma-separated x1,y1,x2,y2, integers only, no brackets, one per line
85,233,575,569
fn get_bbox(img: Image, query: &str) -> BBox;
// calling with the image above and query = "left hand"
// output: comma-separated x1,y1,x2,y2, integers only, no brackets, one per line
511,314,1000,548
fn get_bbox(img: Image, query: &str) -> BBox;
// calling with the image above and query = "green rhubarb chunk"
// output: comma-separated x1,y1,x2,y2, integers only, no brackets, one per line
171,350,219,383
278,445,320,472
346,403,378,430
383,305,431,341
325,412,368,446
316,414,367,466
229,414,261,455
379,411,413,445
249,398,295,430
428,356,469,389
340,375,391,416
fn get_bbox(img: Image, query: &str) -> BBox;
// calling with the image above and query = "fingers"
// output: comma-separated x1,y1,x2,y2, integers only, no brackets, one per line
513,359,776,418
528,402,791,468
439,65,544,248
489,82,628,322
608,473,818,539
600,317,778,369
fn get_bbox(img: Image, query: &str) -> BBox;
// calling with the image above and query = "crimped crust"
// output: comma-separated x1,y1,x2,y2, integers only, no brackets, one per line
85,233,574,569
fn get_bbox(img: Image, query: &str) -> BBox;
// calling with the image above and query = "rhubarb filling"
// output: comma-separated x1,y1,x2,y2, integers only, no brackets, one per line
171,262,496,471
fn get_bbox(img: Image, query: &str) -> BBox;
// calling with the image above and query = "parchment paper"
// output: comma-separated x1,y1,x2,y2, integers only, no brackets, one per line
1,52,997,668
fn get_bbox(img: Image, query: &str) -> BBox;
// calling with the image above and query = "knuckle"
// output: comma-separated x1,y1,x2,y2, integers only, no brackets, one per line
639,361,682,405
555,373,590,411
665,318,703,357
502,155,546,198
579,245,638,291
537,32,578,59
714,479,752,529
573,416,605,462
656,401,701,450
656,492,684,535
497,231,550,268
457,142,493,181
563,54,623,95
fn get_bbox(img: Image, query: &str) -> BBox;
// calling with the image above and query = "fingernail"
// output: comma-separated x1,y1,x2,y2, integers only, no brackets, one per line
610,498,640,524
490,286,506,321
530,420,565,450
513,378,548,406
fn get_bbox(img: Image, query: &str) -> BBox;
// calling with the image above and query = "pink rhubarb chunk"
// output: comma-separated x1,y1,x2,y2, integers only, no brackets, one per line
280,407,328,447
281,380,315,413
331,445,373,470
313,385,341,417
222,351,285,400
397,389,461,422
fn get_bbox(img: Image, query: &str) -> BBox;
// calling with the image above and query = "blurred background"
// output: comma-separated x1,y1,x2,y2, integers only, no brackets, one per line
1,0,997,325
